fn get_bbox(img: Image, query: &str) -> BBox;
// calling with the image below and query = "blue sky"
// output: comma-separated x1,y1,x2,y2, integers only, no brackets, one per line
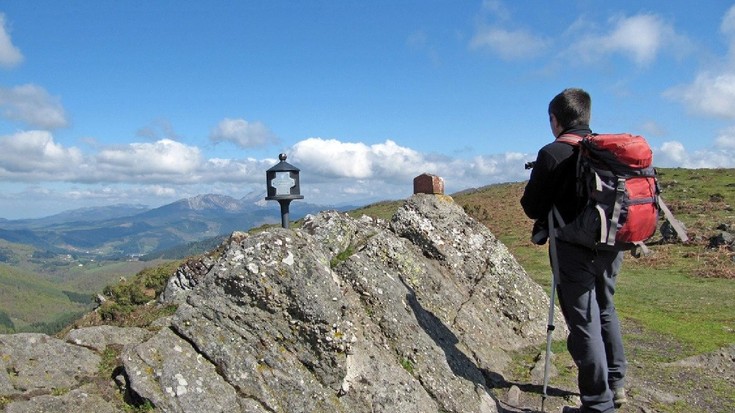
1,1,735,219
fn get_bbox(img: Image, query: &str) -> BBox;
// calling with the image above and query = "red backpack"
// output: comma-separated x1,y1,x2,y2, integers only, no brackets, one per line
554,133,687,254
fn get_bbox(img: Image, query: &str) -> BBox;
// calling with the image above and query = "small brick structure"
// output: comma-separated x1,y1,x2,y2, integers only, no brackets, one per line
413,173,444,195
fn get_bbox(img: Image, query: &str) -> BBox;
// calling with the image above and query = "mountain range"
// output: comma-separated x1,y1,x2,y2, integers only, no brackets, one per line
0,193,344,259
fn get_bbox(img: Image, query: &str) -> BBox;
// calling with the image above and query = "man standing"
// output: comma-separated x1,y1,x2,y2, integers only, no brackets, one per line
520,88,627,413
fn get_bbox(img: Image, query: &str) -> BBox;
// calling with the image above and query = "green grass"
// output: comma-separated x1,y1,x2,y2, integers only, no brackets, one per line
0,235,176,333
347,200,403,221
330,245,356,268
400,357,415,374
99,345,122,377
617,266,734,355
0,264,90,332
0,258,172,333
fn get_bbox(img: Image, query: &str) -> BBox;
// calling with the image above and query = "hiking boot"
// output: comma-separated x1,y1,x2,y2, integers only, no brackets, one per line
613,387,628,408
560,407,581,413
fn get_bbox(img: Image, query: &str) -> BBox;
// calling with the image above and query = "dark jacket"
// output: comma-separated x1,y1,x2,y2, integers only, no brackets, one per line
520,126,591,225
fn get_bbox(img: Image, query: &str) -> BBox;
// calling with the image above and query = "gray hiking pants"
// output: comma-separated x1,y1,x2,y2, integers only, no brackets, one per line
555,241,627,413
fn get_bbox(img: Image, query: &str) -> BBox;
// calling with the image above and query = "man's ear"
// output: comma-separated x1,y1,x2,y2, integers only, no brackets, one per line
549,114,563,137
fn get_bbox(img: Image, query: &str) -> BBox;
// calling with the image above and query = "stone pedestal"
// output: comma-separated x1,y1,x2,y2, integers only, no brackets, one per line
413,173,444,195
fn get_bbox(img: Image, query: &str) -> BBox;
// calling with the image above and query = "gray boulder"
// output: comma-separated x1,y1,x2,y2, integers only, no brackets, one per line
0,333,100,396
4,384,119,413
1,194,565,412
65,325,153,353
148,194,561,412
122,327,241,412
708,229,734,250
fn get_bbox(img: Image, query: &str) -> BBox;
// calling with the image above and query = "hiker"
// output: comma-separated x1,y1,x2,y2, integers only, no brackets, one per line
520,88,627,413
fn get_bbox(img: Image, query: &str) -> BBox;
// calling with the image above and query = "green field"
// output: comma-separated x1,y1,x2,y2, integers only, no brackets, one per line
0,241,172,334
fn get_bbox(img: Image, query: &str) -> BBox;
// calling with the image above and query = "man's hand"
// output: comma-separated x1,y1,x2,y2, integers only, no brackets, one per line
532,219,548,245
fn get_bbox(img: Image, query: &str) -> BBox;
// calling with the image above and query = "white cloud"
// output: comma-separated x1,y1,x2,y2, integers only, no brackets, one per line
0,84,68,129
21,134,735,219
370,140,436,178
291,138,435,179
567,14,687,66
470,26,550,60
291,137,531,194
0,130,83,178
639,120,667,137
199,157,272,184
655,140,735,168
715,127,735,149
480,0,511,21
0,14,23,68
664,6,735,121
292,138,373,179
657,141,687,164
467,152,527,178
471,8,688,65
63,185,176,201
721,4,735,46
664,72,735,119
469,1,550,60
95,139,203,181
0,132,274,187
136,118,181,141
209,118,278,148
16,131,732,219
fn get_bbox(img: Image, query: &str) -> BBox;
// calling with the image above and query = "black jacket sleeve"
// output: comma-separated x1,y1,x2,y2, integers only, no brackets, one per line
520,148,558,220
520,141,578,222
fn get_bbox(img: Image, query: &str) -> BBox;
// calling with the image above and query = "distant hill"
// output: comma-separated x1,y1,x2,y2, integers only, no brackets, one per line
0,204,151,230
0,194,343,259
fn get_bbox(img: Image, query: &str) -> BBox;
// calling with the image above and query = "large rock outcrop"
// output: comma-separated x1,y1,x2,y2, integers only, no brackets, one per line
0,194,565,412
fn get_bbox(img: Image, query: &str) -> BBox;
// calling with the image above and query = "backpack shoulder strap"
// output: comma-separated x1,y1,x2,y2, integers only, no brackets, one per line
555,133,584,146
554,134,586,197
657,196,689,242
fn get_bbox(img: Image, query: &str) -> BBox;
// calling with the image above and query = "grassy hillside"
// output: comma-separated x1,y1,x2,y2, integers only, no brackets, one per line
0,264,89,333
0,237,174,334
348,169,734,355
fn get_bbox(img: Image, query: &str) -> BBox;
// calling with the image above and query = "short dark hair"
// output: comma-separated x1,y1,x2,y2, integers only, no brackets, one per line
548,88,591,129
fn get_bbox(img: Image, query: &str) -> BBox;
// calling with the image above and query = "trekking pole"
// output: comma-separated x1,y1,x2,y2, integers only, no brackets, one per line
541,208,561,412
